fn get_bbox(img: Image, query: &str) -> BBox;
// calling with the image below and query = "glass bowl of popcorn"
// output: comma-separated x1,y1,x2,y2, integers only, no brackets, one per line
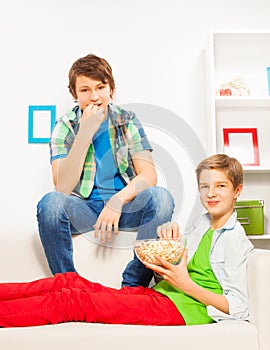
134,237,186,265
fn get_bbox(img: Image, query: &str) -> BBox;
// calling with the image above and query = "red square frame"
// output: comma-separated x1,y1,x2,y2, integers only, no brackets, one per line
223,128,260,166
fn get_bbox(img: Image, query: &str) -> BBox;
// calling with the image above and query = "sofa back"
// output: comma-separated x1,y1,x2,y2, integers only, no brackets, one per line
0,230,135,286
74,231,135,288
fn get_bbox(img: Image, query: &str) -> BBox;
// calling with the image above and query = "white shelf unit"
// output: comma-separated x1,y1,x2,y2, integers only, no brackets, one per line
207,32,270,244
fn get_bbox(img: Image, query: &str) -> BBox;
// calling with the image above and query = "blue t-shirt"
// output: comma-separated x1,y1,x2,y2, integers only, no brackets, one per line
89,117,125,200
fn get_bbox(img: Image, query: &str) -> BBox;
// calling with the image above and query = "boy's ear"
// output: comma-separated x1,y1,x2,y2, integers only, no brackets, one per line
234,184,243,199
110,89,116,102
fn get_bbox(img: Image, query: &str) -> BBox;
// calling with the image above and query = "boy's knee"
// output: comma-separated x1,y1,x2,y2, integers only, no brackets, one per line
149,186,174,203
144,186,175,212
37,192,67,216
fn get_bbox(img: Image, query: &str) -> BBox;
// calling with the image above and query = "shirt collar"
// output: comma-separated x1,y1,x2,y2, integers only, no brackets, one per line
211,211,238,233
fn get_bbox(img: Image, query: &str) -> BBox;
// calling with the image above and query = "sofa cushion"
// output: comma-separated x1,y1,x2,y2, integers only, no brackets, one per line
0,321,258,350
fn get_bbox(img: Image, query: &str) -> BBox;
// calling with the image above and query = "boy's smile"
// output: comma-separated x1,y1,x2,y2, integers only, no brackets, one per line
207,200,220,206
199,168,242,229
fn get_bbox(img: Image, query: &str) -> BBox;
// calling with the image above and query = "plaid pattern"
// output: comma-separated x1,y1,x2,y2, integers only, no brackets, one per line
50,104,153,198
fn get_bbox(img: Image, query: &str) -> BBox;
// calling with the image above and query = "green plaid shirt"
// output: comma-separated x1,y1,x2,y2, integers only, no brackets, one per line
50,104,153,198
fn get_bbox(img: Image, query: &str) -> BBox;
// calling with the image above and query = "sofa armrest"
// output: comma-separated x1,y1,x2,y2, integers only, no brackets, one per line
247,249,270,350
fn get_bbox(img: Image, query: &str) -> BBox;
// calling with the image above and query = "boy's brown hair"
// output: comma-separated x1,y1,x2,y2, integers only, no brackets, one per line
195,154,243,189
68,54,115,99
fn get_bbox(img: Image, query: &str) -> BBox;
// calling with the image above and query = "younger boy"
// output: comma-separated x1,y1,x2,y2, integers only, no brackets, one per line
0,154,253,327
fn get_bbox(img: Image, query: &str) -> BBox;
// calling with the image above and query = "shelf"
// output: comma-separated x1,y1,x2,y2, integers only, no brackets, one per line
212,32,270,98
213,31,270,43
248,234,270,240
243,166,270,173
215,96,270,108
208,32,270,239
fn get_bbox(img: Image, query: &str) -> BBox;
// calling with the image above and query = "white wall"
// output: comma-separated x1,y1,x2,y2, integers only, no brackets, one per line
0,0,270,235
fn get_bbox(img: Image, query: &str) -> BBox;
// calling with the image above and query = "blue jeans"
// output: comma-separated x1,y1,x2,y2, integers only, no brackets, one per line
37,186,174,287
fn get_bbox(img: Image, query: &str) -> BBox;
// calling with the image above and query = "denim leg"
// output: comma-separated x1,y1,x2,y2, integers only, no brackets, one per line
37,192,101,274
119,186,175,287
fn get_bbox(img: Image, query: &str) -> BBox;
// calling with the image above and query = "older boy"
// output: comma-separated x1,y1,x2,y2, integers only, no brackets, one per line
0,154,253,327
37,54,174,287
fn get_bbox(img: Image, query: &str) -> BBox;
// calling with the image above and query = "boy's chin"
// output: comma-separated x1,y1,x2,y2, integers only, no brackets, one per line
205,206,220,215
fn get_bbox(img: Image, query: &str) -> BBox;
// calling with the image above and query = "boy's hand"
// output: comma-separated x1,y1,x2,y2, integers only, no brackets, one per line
144,249,193,292
78,104,106,140
157,222,181,239
94,195,124,243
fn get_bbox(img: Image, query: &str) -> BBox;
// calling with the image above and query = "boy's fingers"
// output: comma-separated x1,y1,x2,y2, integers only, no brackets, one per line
144,261,167,276
113,222,119,235
159,223,168,237
180,248,188,265
171,222,180,238
157,222,181,239
156,225,162,237
154,254,172,268
106,223,112,241
100,222,107,242
94,220,101,239
165,222,173,238
157,222,172,238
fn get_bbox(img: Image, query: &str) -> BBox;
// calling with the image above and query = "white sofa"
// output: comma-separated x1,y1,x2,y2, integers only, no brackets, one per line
0,230,270,350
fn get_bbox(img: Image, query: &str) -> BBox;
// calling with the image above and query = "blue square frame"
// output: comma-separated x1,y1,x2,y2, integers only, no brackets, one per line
28,105,56,143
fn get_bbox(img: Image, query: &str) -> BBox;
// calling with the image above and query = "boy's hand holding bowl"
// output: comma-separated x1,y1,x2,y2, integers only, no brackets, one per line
134,222,186,266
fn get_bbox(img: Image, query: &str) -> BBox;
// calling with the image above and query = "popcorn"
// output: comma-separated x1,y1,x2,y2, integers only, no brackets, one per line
134,239,185,265
216,77,250,96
